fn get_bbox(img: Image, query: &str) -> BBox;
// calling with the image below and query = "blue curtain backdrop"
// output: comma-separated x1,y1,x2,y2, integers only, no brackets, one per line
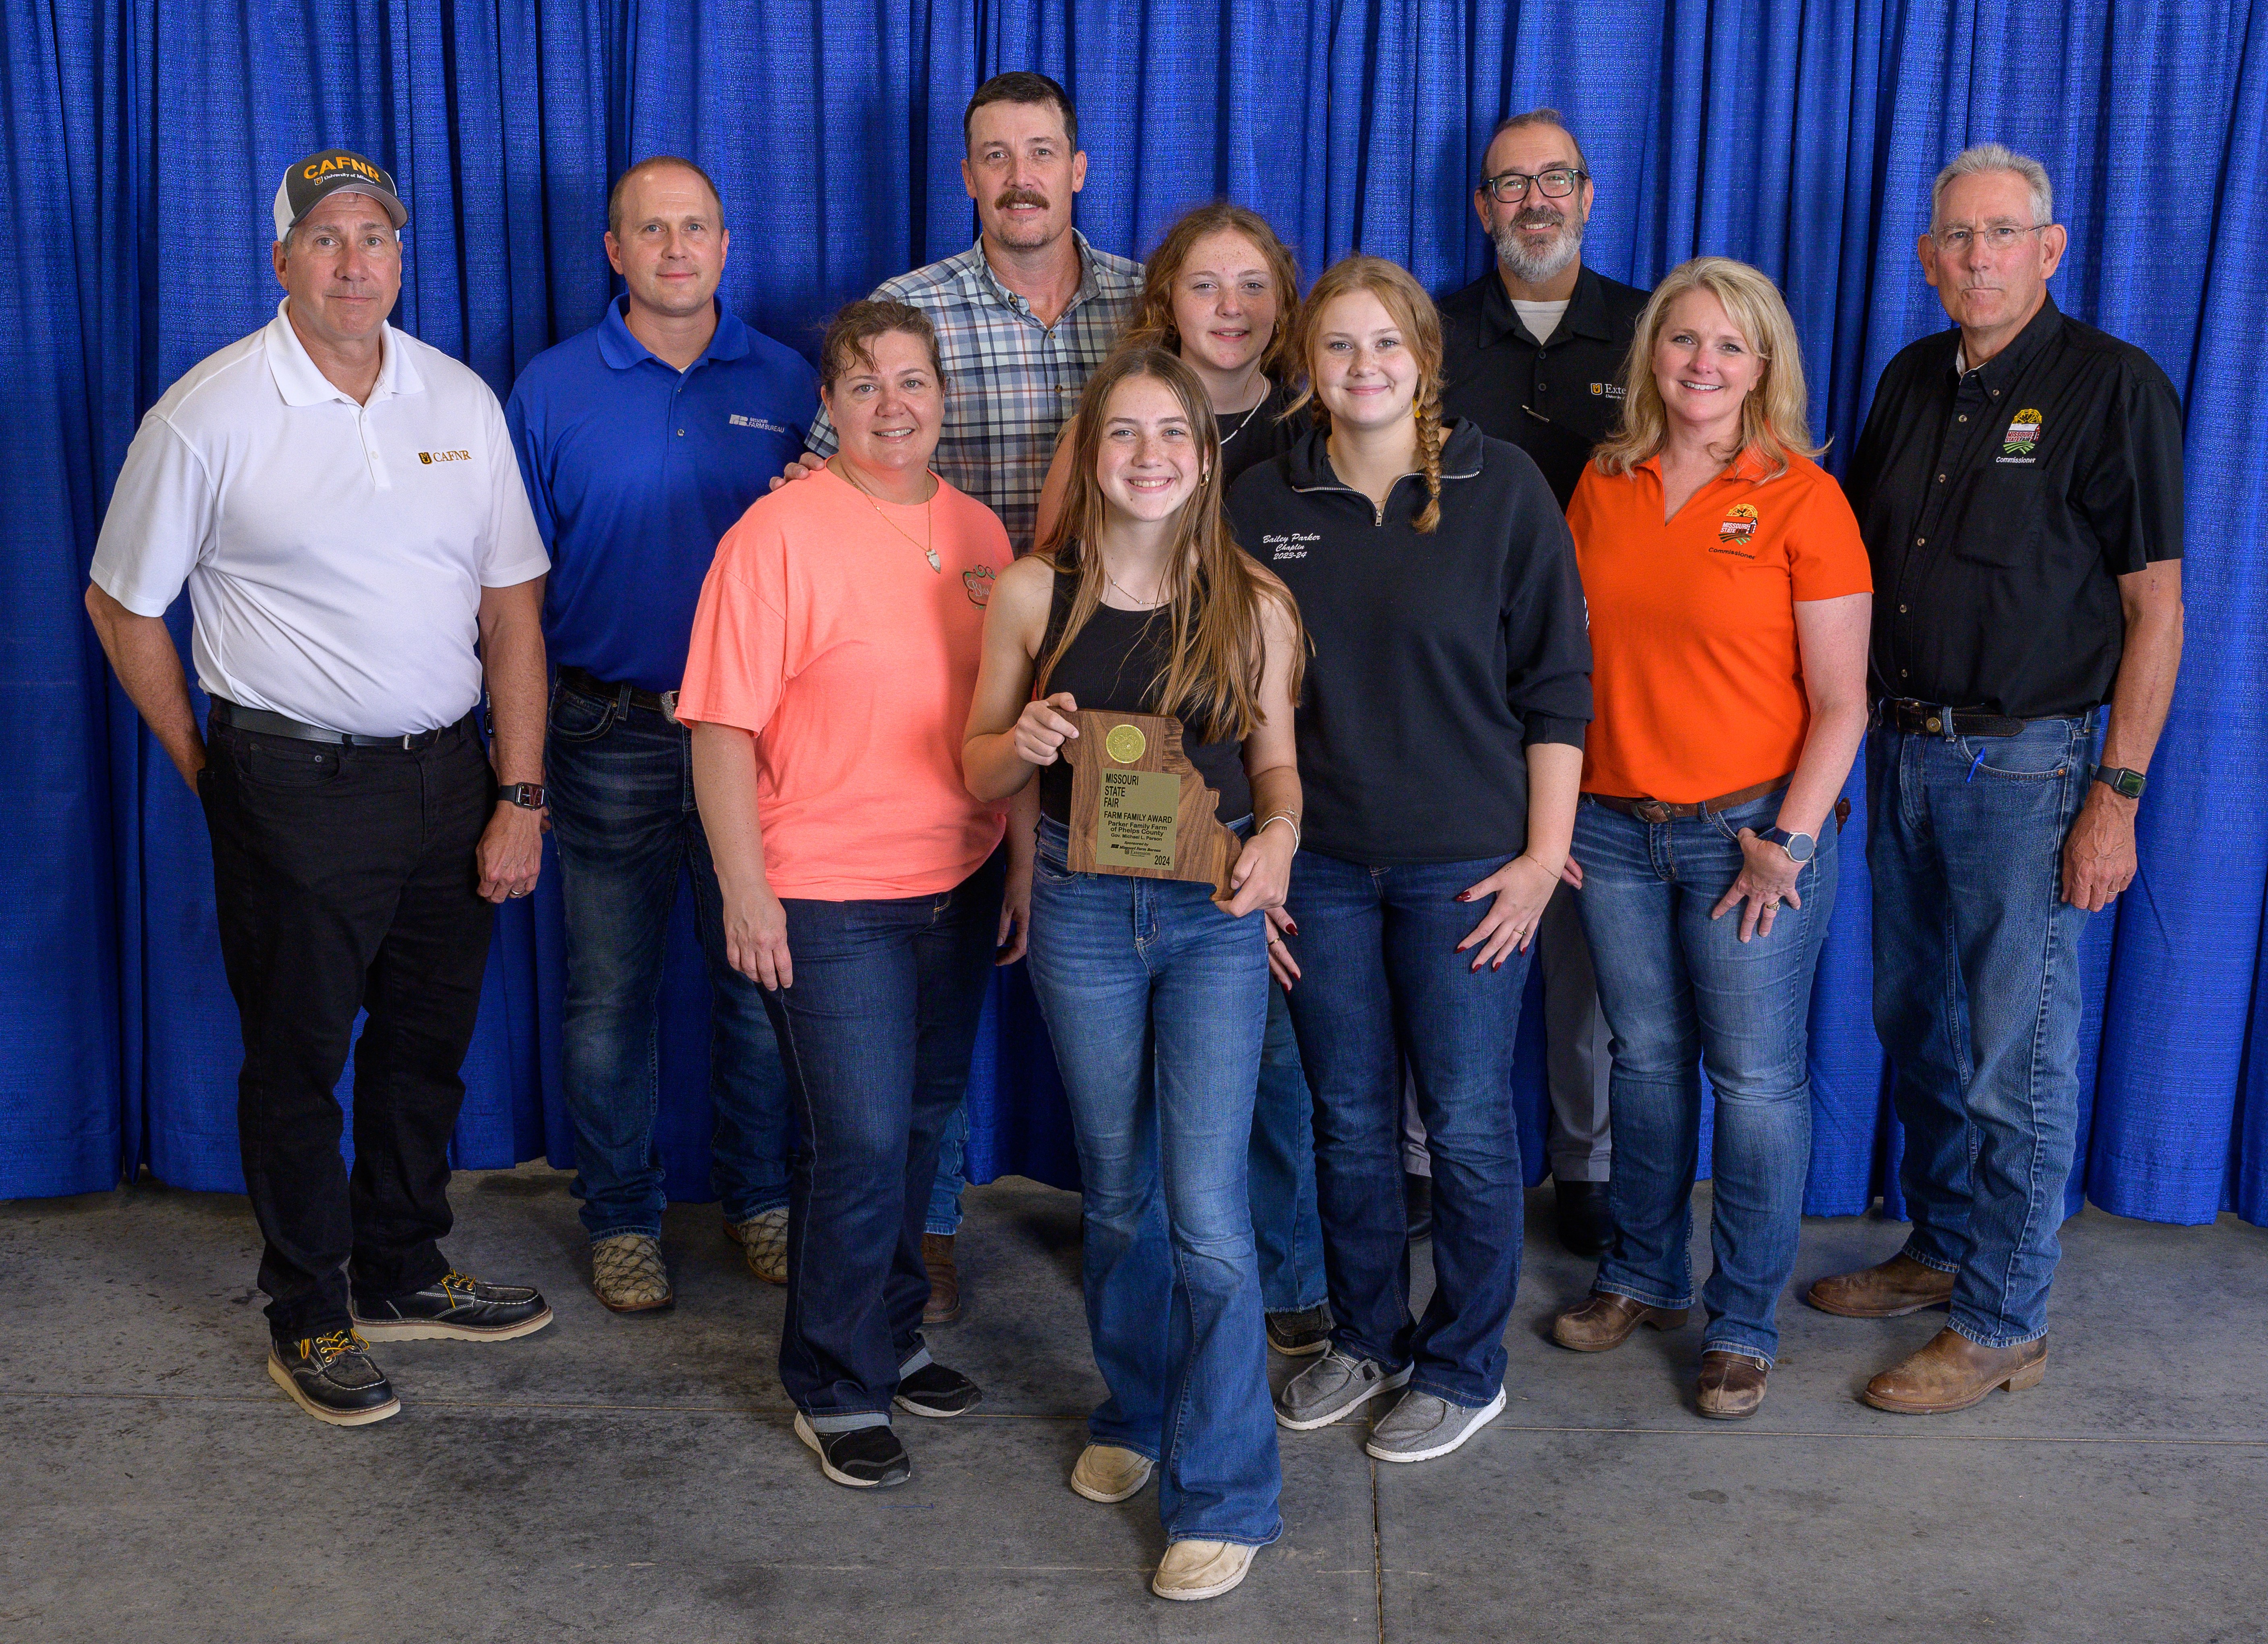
8,0,2265,1227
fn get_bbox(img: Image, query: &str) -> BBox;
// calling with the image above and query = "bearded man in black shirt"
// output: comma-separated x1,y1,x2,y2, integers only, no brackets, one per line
1815,144,2185,1414
1439,109,1648,1258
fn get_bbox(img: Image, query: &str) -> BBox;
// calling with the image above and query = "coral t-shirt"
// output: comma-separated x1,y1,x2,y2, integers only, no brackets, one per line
675,468,1010,899
1568,447,1872,803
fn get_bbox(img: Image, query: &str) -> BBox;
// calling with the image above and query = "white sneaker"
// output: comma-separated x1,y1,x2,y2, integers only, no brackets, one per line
1152,1539,1256,1601
1070,1443,1155,1503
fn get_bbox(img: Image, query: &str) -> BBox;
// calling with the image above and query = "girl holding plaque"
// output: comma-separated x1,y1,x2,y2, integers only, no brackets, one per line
1224,256,1592,1465
962,345,1306,1602
1034,203,1333,1363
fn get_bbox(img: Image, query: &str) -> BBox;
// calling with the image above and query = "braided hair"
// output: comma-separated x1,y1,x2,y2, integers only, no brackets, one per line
1282,255,1449,533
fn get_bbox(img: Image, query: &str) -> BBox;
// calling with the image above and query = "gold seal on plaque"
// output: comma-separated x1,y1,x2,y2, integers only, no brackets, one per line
1104,723,1147,764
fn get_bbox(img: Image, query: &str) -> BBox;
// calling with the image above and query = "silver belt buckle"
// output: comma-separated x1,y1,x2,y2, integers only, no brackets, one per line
659,689,680,725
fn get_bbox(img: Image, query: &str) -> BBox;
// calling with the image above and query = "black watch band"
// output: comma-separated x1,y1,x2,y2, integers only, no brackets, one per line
2094,767,2146,800
501,782,547,810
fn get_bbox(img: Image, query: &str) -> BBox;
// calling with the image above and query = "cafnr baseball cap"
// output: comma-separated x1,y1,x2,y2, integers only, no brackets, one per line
272,148,408,240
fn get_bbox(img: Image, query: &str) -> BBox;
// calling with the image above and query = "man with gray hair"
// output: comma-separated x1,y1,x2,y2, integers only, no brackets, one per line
1819,143,2185,1413
1439,107,1646,1259
85,147,557,1426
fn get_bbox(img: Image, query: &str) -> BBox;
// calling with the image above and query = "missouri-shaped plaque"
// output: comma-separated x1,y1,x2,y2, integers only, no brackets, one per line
1065,709,1239,903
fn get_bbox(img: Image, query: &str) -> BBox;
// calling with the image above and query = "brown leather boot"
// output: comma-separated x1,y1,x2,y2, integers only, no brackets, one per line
921,1233,961,1325
1862,1327,2046,1414
1695,1350,1769,1420
1551,1292,1690,1352
1806,1253,1956,1317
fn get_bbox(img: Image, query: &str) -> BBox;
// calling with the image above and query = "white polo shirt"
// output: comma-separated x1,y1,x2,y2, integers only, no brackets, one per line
91,300,549,737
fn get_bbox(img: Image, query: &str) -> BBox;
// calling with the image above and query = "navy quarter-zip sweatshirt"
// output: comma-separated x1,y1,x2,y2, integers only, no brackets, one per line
1226,418,1591,864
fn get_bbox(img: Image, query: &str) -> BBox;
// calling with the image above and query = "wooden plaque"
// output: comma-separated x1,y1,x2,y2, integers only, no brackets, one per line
1065,710,1240,904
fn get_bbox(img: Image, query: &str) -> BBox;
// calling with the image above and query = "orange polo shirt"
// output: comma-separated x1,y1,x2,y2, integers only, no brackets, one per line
1567,446,1871,804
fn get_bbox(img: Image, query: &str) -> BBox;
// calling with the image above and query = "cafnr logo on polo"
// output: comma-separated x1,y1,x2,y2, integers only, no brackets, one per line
419,449,470,465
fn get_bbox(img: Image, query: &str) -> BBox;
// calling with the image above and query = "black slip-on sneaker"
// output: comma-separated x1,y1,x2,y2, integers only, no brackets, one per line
894,1361,982,1418
794,1414,912,1488
351,1269,553,1342
1266,1304,1333,1356
267,1329,400,1426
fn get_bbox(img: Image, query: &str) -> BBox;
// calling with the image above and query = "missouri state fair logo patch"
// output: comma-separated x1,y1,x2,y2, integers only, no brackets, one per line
2003,408,2043,458
962,565,996,607
1712,502,1760,557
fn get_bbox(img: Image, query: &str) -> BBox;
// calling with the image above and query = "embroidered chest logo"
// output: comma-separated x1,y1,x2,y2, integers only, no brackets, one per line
728,414,790,434
1714,502,1760,555
1261,532,1319,561
2003,408,2043,457
1588,383,1626,398
418,449,470,464
962,565,996,607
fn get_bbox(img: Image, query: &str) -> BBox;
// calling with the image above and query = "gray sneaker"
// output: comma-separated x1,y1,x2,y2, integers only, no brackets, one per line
1275,1346,1412,1431
1364,1385,1507,1463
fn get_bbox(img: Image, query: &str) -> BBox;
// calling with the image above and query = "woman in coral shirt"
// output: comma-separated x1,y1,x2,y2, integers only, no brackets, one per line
680,301,1021,1491
1551,258,1871,1420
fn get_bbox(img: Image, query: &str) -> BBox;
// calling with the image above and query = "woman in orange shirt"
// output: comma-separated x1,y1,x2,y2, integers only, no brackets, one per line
679,301,1021,1491
1550,258,1871,1419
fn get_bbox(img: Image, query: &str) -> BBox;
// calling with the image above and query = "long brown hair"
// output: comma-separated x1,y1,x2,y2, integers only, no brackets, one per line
1283,255,1448,532
1034,346,1305,743
1122,202,1304,386
1592,257,1822,482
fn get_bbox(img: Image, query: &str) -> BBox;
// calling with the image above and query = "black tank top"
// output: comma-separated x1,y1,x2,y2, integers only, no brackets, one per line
1036,555,1254,826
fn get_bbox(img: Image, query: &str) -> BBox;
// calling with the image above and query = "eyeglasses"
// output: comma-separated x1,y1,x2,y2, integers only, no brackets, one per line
1479,168,1586,203
1929,222,2048,254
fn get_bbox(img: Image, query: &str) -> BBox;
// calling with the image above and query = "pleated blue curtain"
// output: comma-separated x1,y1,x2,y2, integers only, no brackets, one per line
9,0,2264,1228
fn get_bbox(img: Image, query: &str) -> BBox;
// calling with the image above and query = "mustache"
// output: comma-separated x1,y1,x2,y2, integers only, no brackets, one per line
994,188,1050,211
1513,207,1567,230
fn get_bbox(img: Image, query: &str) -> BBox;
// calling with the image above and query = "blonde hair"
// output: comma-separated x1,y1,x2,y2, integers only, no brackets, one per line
1122,202,1303,386
1284,256,1447,532
1592,257,1822,482
1034,346,1304,743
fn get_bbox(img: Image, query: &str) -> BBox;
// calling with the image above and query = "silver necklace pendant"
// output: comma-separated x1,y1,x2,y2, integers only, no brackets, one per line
925,547,941,572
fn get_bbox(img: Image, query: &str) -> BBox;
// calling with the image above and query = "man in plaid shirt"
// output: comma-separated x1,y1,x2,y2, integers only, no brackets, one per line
804,71,1141,553
790,70,1140,1325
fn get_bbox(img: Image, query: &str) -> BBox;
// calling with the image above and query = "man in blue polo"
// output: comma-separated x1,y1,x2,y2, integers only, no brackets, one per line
507,156,816,1312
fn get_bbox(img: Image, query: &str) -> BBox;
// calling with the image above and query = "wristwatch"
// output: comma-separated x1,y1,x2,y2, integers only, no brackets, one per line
2094,766,2147,799
1758,825,1816,864
500,782,547,810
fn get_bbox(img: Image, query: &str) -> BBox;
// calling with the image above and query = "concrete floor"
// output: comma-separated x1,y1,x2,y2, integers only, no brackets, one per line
2,1171,2264,1644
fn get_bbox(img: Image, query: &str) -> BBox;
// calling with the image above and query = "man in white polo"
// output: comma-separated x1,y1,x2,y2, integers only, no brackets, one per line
85,147,556,1427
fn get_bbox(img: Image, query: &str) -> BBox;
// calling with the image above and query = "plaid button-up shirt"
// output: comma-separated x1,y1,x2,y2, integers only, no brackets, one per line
808,232,1143,551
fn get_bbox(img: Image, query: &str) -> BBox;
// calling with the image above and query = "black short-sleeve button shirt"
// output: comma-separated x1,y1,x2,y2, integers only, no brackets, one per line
1843,295,2183,719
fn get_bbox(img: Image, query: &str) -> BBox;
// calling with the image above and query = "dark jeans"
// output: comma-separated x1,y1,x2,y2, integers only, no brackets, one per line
1250,982,1327,1315
1869,716,2097,1346
1572,792,1837,1363
198,710,496,1341
1279,849,1532,1408
547,681,792,1238
767,850,1005,1429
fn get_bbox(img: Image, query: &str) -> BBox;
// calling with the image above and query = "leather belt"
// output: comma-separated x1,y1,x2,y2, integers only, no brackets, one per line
558,665,678,720
209,697,448,750
1876,699,2043,738
1586,774,1790,825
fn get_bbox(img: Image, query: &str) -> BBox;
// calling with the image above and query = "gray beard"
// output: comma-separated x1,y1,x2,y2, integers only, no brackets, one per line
1493,214,1583,286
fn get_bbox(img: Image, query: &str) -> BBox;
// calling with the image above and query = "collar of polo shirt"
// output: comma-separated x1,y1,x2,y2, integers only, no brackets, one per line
267,298,420,406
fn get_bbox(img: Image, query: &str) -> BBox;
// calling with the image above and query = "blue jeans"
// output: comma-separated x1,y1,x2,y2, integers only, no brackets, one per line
1024,817,1282,1547
547,682,792,1240
1868,715,2096,1348
1278,849,1531,1408
765,851,1005,1429
1571,792,1837,1363
1250,983,1327,1315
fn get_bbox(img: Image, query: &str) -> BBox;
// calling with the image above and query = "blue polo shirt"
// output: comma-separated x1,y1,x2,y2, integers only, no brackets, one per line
506,297,816,692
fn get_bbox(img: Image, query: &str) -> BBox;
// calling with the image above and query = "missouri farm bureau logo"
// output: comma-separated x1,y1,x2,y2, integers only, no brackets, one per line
2004,408,2043,456
1719,503,1758,545
418,449,470,464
